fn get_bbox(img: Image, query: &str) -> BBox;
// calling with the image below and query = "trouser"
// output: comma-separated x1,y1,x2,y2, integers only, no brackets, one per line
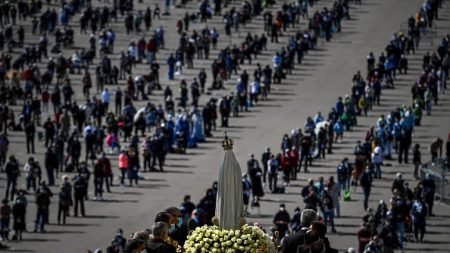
397,221,405,249
0,218,9,239
143,154,151,171
46,167,55,185
94,177,103,197
262,165,268,183
414,223,425,241
398,146,409,163
268,173,277,192
152,154,164,171
221,114,228,127
74,197,85,216
5,177,17,201
27,176,37,192
290,165,297,180
120,169,126,185
283,169,290,184
427,199,434,215
26,136,35,153
363,187,371,210
414,162,420,179
299,151,309,172
105,174,113,192
374,163,382,178
57,205,68,224
35,208,48,231
322,210,335,229
128,168,138,186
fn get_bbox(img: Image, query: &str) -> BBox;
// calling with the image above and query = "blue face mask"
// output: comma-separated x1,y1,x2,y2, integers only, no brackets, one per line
177,217,183,227
168,224,176,233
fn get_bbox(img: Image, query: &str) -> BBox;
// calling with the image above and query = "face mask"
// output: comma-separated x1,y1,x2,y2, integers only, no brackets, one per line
168,224,176,233
177,217,183,227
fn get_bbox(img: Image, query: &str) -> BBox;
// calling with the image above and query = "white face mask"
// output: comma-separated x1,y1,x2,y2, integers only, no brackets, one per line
168,224,176,233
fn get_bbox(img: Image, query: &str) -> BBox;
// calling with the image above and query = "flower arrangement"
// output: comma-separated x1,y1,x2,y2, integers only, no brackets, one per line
183,224,276,253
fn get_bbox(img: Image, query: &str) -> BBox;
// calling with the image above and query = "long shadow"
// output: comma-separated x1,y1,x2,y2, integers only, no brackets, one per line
3,250,35,253
162,169,194,174
101,199,139,203
81,215,120,219
260,198,296,204
20,238,59,242
63,223,100,227
45,230,84,234
110,191,142,196
165,164,195,168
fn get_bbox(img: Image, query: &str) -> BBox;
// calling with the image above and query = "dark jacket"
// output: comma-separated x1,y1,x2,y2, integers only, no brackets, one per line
146,239,176,253
281,228,307,253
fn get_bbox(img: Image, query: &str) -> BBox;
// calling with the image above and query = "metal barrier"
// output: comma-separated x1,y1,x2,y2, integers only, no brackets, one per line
420,159,449,203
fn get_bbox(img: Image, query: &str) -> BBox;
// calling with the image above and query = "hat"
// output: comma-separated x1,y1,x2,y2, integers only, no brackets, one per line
396,172,402,178
279,203,285,208
347,248,356,253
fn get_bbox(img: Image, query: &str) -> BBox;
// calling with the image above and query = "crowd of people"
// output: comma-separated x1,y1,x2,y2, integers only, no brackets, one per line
0,0,448,252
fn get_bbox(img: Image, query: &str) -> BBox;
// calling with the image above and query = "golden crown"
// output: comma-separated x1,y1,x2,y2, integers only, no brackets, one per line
221,133,233,150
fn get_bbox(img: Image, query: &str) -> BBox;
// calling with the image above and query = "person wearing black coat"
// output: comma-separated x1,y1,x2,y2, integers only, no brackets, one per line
146,222,176,253
281,209,318,253
45,147,58,186
73,174,87,217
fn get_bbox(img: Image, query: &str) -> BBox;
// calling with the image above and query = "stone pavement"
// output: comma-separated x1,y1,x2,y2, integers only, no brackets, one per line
1,0,450,252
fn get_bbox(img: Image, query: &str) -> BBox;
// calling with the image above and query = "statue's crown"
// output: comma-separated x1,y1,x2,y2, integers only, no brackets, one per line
222,133,233,150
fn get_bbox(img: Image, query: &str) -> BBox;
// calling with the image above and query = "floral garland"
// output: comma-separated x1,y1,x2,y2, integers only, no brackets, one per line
183,224,276,253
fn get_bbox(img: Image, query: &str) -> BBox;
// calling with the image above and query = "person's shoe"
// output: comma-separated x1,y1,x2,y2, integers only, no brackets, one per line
331,228,337,233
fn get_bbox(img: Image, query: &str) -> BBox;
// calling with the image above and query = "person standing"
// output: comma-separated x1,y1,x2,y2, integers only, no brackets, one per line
248,160,264,204
273,204,290,240
34,184,51,233
242,175,252,215
167,54,176,80
371,144,383,178
282,209,318,253
25,121,36,154
267,154,279,192
360,166,373,211
299,134,312,172
93,161,105,200
73,174,87,217
379,218,399,253
4,156,20,201
118,150,129,191
357,222,372,253
411,197,427,242
98,153,112,192
421,174,436,216
413,144,421,180
328,176,341,218
12,192,27,240
261,147,272,185
57,183,70,225
146,222,176,253
320,188,336,233
0,199,11,240
288,147,299,180
44,147,58,186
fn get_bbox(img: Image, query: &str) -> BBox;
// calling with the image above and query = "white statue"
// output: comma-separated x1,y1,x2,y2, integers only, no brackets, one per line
213,134,246,230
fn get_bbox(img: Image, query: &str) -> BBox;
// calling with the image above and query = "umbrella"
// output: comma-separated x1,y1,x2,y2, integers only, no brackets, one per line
134,107,146,122
315,121,330,136
6,70,22,80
